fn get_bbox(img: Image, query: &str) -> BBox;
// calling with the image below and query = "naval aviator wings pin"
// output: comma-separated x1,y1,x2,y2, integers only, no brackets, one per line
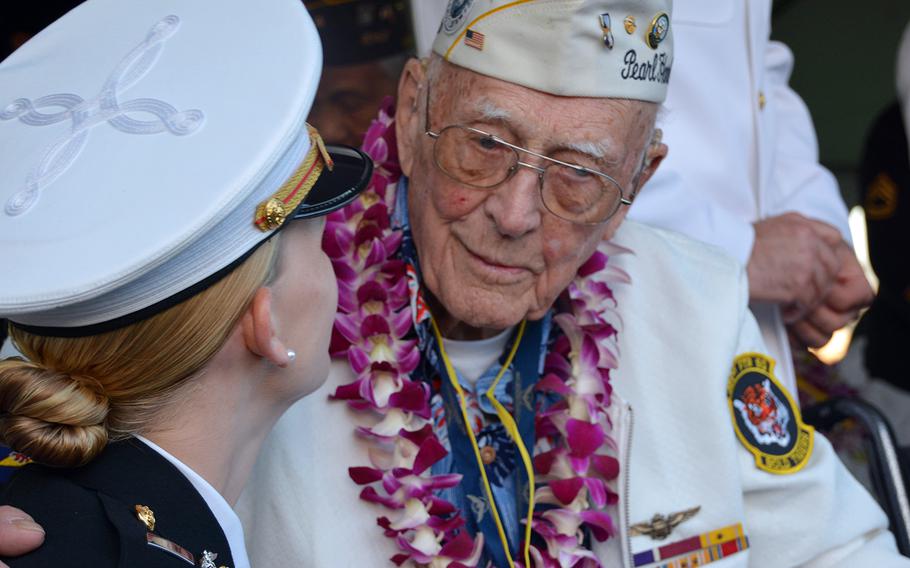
629,506,701,540
727,353,814,474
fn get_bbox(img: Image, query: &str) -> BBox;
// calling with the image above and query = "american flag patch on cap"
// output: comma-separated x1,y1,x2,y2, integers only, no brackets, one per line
464,29,485,50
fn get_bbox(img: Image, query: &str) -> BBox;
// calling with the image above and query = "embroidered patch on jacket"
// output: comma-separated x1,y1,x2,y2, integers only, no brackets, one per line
728,353,814,474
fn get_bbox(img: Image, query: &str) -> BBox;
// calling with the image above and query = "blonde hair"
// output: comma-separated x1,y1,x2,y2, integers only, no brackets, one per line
0,239,278,468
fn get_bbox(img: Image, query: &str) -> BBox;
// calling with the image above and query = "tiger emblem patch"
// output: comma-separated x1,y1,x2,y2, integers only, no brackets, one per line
728,353,814,474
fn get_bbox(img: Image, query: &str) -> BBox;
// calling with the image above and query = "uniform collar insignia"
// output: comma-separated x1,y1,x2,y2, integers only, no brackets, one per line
200,549,229,568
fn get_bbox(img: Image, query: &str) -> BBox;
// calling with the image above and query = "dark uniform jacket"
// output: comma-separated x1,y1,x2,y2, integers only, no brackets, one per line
0,438,235,567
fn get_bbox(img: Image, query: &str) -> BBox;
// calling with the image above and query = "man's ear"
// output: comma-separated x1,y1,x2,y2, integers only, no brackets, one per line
241,287,291,367
395,58,427,178
630,132,668,200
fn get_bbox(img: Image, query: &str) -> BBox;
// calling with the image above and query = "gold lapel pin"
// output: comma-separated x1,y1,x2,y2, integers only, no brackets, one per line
134,504,156,532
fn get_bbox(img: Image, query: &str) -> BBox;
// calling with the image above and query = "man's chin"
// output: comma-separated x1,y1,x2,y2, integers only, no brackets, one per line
439,287,531,332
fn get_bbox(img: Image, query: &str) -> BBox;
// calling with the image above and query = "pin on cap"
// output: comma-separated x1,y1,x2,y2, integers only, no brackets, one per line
0,0,372,335
600,13,615,49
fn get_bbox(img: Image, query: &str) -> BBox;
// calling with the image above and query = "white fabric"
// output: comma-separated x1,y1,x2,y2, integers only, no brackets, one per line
236,221,903,567
136,436,251,568
898,20,910,144
0,0,321,327
442,326,512,385
627,0,852,395
431,0,673,102
411,1,447,56
0,339,19,360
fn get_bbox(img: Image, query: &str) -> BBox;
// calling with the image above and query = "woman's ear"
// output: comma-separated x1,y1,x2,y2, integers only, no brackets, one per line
395,58,427,178
241,287,291,367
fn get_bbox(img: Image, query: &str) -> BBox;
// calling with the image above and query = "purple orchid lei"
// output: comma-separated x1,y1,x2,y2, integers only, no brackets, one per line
323,98,630,568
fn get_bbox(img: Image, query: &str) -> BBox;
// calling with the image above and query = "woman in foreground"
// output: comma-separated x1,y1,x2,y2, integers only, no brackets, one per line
0,0,370,566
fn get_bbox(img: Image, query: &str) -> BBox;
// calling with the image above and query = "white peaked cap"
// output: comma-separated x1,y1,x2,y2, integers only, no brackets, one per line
432,0,673,102
0,0,372,334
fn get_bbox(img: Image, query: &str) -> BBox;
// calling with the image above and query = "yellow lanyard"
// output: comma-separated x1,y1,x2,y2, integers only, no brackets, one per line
429,318,537,568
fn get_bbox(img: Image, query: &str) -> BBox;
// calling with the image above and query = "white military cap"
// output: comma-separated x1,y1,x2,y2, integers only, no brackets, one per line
0,0,372,335
432,0,673,102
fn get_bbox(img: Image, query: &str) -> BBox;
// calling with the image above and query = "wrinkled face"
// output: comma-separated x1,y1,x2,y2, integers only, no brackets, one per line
396,59,664,336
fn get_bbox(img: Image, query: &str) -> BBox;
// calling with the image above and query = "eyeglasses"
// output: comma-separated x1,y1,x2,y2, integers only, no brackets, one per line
423,87,633,225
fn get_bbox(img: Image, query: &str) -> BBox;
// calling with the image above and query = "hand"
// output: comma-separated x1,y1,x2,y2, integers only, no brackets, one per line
747,213,843,317
0,506,44,566
787,242,875,348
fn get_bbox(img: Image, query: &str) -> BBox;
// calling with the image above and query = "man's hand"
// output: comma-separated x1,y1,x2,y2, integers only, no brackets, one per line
747,213,844,317
0,506,44,567
787,242,875,348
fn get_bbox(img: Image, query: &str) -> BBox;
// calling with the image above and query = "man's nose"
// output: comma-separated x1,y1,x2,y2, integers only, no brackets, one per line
483,164,543,238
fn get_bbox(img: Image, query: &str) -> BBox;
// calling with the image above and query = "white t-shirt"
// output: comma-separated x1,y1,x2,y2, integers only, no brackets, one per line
442,326,513,385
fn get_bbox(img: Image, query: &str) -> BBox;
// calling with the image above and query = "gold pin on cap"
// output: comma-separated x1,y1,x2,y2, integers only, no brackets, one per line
624,15,637,34
253,125,332,232
261,198,288,231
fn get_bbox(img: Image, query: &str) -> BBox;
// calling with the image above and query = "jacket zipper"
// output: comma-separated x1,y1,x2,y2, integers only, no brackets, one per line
623,404,635,568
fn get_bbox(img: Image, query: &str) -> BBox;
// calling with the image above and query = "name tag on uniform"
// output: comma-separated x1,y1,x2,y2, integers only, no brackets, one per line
147,532,195,565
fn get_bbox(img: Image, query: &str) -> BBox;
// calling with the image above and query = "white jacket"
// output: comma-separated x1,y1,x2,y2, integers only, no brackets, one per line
627,0,852,394
236,221,903,567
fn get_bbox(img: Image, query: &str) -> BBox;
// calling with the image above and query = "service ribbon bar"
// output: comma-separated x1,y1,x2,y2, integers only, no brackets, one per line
633,524,749,567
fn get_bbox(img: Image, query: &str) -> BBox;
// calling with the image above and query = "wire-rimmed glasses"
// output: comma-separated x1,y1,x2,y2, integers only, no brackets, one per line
423,90,633,225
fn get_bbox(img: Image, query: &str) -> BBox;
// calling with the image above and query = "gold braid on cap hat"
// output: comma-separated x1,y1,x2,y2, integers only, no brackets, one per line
254,124,334,231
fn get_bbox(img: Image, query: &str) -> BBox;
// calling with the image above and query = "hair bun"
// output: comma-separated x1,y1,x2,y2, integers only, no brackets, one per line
0,360,109,467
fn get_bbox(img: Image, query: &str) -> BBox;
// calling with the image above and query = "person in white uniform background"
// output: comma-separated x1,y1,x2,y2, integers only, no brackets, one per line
0,0,371,566
622,1,875,394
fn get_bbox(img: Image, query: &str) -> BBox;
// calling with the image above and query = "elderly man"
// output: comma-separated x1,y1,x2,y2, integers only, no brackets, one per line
0,1,905,567
232,1,903,567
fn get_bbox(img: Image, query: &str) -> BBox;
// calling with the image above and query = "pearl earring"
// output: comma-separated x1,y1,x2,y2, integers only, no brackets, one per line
286,350,297,362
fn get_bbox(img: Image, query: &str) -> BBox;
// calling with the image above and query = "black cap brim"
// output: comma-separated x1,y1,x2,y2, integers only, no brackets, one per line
292,144,373,220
